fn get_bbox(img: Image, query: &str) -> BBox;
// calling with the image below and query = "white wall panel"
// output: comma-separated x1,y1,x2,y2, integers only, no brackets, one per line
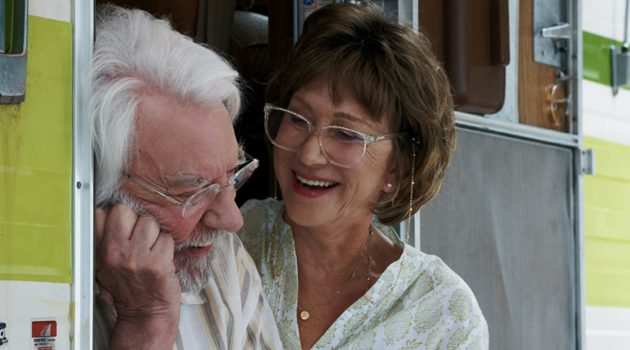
0,281,71,349
586,306,630,350
583,80,630,146
583,0,627,41
29,0,71,22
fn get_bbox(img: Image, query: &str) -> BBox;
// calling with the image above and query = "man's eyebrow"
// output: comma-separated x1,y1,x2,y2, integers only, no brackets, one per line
169,175,211,189
169,158,245,189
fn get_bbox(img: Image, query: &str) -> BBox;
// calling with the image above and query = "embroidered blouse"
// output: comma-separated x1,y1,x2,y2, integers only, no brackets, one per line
238,198,489,350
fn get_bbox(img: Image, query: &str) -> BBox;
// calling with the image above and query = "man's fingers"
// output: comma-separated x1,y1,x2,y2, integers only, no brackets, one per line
130,215,161,248
103,204,139,244
151,232,175,260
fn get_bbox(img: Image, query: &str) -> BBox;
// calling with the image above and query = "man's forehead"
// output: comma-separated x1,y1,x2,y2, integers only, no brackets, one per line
131,92,239,181
166,149,243,184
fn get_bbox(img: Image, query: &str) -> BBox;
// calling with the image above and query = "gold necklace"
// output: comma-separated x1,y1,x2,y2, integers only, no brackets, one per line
297,229,375,321
267,204,397,322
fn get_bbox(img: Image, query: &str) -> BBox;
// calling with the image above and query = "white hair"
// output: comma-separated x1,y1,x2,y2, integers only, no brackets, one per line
90,5,241,205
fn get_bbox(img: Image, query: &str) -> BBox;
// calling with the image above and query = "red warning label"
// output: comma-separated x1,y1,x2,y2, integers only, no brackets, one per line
32,321,56,337
32,321,56,350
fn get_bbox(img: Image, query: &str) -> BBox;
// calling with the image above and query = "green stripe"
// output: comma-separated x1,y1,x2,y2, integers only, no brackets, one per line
584,137,630,308
583,31,630,90
0,16,72,283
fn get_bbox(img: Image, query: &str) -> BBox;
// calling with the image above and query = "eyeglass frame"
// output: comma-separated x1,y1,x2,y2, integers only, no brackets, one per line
123,153,259,217
263,103,406,168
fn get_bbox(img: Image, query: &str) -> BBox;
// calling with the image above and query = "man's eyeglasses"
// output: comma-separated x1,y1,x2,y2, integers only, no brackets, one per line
124,153,259,218
264,104,405,168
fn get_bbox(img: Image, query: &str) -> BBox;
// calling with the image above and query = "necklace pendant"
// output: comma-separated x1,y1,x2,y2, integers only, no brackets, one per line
300,310,311,321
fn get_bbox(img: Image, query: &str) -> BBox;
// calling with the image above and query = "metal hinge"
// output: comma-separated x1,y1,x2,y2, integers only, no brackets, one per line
580,149,595,175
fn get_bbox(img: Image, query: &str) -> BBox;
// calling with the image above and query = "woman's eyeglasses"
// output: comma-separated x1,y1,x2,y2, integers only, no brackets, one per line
264,104,404,168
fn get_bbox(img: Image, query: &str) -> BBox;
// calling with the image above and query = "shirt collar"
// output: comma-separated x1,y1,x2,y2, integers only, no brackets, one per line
181,290,208,305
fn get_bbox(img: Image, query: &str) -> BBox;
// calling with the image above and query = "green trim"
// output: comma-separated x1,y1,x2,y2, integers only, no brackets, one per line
0,16,72,283
583,31,630,91
583,31,614,85
584,137,630,308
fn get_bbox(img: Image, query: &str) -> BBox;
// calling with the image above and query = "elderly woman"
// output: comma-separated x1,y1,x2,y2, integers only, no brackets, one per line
238,3,488,349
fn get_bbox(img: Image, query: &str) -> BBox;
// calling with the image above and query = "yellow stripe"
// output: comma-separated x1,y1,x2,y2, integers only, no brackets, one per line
0,16,72,283
584,137,630,308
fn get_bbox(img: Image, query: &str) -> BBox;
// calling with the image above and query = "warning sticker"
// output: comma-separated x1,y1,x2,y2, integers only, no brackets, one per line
32,321,56,350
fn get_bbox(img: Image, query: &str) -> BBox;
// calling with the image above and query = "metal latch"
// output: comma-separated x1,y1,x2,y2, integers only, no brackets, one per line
533,0,570,68
534,22,570,69
610,0,630,95
610,44,630,95
580,149,595,175
541,23,571,39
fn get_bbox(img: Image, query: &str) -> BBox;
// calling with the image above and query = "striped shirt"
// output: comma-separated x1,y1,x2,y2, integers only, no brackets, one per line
94,232,283,350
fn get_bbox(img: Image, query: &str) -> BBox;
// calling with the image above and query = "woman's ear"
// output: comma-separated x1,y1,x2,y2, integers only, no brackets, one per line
382,154,408,193
383,148,411,192
382,154,396,192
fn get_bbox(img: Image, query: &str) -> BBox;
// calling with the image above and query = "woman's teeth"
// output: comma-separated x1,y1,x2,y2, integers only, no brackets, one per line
296,175,335,188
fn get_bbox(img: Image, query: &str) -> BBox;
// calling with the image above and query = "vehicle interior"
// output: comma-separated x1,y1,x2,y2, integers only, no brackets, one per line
96,0,563,207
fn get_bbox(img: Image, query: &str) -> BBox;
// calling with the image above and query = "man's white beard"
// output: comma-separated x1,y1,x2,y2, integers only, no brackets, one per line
115,192,219,293
174,232,222,293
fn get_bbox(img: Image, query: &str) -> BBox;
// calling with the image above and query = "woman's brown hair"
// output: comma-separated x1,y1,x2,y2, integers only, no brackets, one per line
266,3,455,225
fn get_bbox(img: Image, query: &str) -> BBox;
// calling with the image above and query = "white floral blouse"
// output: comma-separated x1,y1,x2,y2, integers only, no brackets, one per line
238,198,489,350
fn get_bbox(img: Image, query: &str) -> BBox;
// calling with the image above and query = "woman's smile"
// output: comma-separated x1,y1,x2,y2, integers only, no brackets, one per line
292,171,340,198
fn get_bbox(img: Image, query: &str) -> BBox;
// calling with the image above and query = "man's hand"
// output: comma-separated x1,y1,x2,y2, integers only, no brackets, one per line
95,205,181,350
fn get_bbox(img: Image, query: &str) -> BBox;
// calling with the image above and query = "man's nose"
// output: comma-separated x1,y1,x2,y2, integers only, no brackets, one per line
200,188,244,233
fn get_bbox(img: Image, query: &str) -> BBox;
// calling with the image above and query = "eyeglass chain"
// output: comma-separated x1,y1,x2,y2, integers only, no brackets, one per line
403,141,417,243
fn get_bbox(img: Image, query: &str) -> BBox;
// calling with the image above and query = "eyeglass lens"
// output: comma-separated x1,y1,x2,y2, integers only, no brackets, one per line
180,158,259,218
265,108,366,167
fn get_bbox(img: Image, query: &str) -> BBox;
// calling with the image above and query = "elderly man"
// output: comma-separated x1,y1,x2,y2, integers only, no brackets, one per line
90,5,281,349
